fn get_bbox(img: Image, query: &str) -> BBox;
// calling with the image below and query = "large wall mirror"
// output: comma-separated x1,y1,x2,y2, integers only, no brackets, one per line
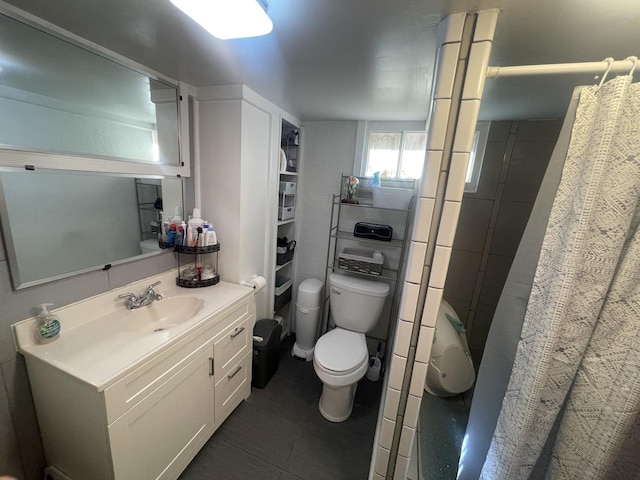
0,6,190,289
0,11,181,165
0,171,182,289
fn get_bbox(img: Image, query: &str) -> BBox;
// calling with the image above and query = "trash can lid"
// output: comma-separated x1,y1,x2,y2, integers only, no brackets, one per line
253,318,281,347
297,278,323,308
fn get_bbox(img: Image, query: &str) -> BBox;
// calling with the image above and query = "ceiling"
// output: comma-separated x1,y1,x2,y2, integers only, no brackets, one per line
2,0,640,122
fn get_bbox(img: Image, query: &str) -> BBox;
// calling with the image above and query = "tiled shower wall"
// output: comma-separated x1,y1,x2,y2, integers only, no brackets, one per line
444,119,562,364
371,10,500,479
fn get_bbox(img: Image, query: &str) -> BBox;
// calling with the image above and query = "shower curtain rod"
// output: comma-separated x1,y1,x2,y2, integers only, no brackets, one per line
486,57,638,79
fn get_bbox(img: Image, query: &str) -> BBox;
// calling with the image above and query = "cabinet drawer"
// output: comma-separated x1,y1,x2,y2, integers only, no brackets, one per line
104,300,252,424
215,351,251,424
213,315,251,381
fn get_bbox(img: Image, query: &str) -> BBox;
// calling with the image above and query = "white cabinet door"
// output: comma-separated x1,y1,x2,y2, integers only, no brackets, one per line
109,347,215,480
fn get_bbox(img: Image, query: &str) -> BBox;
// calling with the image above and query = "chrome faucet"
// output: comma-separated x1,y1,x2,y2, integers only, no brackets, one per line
117,281,163,310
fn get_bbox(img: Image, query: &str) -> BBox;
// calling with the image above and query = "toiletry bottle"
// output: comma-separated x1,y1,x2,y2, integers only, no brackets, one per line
171,206,183,224
167,224,177,247
180,221,187,246
36,303,61,344
188,209,204,247
176,225,184,247
206,225,217,246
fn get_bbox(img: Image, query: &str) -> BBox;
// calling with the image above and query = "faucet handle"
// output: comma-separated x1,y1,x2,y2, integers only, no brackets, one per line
149,281,161,288
118,293,138,300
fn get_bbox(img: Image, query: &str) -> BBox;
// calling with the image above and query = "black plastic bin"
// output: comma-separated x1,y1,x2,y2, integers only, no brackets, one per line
252,319,282,389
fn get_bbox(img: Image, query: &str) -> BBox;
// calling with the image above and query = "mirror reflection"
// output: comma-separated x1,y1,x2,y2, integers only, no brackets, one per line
0,12,180,165
0,171,183,289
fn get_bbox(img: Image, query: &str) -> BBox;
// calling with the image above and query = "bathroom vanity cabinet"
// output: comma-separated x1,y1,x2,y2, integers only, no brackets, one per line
13,276,255,480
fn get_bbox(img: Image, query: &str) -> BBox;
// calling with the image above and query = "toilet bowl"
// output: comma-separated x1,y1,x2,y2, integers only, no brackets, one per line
424,300,476,397
313,273,389,422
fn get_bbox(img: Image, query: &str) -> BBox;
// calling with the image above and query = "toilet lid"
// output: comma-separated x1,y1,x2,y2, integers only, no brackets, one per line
315,328,368,374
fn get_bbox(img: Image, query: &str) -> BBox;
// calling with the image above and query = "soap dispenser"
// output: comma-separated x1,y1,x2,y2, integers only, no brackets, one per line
36,303,61,344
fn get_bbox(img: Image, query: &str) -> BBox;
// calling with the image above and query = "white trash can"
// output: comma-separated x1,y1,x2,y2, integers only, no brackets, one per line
292,278,323,361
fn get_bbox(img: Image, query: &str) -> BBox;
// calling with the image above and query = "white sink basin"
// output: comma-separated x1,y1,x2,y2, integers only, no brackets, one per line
122,296,205,333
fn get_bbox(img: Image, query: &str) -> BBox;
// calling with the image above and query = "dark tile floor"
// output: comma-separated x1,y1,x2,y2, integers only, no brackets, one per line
418,390,472,480
179,336,383,480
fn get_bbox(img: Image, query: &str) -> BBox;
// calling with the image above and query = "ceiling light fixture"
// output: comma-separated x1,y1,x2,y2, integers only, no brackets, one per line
170,0,273,40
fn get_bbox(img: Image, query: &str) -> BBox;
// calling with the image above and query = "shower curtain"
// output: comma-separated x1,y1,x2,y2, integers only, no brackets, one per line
461,74,640,480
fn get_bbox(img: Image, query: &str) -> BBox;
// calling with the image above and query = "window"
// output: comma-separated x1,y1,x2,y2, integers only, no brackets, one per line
365,131,428,179
358,121,489,190
465,121,490,193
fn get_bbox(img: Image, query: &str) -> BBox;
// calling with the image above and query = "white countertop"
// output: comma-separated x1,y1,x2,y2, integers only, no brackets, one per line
12,271,254,390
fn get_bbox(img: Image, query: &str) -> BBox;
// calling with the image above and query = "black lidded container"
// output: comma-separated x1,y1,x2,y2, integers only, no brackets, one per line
252,319,282,389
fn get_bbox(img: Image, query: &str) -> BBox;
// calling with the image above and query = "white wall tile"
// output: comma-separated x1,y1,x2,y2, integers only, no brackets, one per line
388,354,408,391
430,246,452,289
384,386,401,420
412,198,435,243
427,99,451,151
445,153,470,202
410,361,429,397
373,473,385,480
375,445,391,476
379,416,396,450
462,41,492,100
399,281,420,322
393,319,413,358
398,425,417,458
405,241,427,284
474,8,500,42
438,12,466,45
404,393,422,430
416,325,436,363
434,43,461,99
436,201,461,247
421,287,443,328
452,100,481,153
420,150,442,199
394,454,411,480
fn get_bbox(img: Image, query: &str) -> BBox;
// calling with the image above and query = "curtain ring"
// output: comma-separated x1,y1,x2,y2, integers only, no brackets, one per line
597,57,615,88
626,56,638,77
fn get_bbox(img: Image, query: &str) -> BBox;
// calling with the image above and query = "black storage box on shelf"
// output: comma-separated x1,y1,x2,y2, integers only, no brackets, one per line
276,239,296,265
252,319,282,389
353,222,393,241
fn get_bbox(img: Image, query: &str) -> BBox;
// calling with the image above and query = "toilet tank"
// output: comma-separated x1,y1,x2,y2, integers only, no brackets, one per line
329,273,390,333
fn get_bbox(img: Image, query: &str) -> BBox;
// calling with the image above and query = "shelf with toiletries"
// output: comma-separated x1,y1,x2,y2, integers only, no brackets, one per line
162,208,221,288
323,174,416,344
175,244,220,288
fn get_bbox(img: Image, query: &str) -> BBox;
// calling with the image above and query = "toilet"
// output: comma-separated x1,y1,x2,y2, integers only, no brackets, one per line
424,299,476,397
140,239,162,254
313,273,389,422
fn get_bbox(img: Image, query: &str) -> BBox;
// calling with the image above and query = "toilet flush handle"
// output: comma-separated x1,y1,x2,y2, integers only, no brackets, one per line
332,287,341,295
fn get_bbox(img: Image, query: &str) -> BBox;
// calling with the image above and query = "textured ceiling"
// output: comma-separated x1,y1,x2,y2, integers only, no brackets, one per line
2,0,639,122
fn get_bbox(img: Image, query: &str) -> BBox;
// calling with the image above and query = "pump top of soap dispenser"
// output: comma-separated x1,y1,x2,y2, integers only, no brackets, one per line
36,303,61,344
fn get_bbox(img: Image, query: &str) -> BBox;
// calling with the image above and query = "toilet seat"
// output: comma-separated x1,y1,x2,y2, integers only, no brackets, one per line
313,328,369,387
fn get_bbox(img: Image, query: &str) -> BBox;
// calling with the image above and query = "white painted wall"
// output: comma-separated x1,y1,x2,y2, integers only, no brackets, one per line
296,121,358,286
197,93,272,319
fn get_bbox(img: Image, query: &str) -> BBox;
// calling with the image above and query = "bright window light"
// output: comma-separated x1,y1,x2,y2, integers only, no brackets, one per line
170,0,273,40
365,131,427,179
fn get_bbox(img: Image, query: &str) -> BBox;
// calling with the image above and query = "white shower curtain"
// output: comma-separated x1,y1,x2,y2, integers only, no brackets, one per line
479,75,640,480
